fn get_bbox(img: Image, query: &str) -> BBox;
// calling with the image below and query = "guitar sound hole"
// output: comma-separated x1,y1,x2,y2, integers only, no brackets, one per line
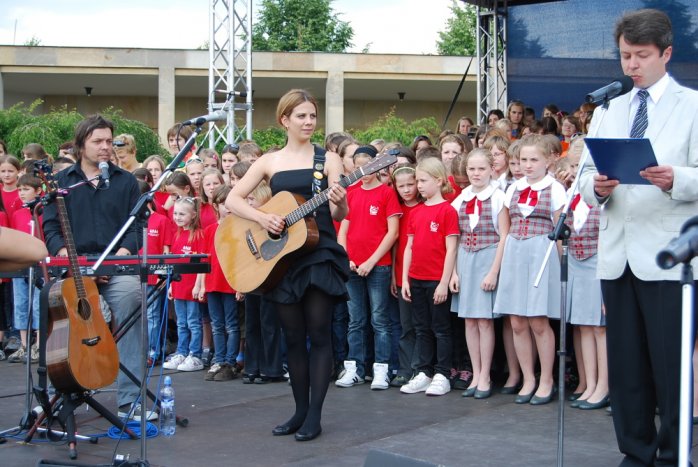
268,228,287,241
77,298,92,321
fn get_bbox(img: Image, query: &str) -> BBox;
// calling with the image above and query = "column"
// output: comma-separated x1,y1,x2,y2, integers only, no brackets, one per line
158,66,175,145
0,72,4,110
325,70,344,135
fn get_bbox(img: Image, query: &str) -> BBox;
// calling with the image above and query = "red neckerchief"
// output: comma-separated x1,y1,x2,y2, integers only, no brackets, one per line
465,197,482,215
518,186,538,207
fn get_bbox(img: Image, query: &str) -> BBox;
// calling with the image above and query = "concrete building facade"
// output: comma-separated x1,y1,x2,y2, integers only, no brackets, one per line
0,46,477,144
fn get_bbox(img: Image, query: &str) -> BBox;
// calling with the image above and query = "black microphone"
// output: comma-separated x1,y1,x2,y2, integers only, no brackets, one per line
181,110,228,126
657,216,698,269
585,76,634,104
215,90,248,98
98,161,110,188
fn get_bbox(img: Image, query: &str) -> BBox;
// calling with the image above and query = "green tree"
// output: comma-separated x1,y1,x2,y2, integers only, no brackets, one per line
24,35,42,47
252,0,353,52
352,110,440,147
436,1,477,56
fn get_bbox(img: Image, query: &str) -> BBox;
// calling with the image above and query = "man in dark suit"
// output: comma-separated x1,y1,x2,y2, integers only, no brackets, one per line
580,9,698,466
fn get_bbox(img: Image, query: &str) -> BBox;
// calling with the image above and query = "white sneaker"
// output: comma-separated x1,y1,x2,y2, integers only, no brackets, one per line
163,353,185,370
177,354,204,372
370,363,390,390
425,373,451,396
400,372,433,394
335,360,364,388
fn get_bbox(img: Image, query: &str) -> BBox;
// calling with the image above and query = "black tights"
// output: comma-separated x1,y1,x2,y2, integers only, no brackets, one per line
275,287,334,434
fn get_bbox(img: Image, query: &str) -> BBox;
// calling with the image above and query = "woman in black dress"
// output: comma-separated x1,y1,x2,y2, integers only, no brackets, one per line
225,89,349,441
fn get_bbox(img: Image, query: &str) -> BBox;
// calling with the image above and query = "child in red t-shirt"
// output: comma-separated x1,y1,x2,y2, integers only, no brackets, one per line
163,196,205,372
197,184,241,382
199,169,224,229
337,146,401,390
0,155,23,221
389,165,422,387
136,180,175,364
400,157,459,396
7,174,43,363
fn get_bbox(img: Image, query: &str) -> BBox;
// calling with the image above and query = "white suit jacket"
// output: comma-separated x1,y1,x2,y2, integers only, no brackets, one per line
579,76,698,281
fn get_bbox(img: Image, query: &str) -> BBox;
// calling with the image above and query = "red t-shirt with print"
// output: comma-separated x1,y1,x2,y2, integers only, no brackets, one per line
407,201,460,281
170,228,204,300
141,211,175,286
202,222,235,294
345,183,401,266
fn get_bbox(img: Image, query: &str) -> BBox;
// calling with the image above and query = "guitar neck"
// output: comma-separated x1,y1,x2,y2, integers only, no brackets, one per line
56,195,87,298
284,165,377,227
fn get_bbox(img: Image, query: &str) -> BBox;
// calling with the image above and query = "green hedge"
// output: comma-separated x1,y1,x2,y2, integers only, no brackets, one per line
0,101,169,161
0,102,439,158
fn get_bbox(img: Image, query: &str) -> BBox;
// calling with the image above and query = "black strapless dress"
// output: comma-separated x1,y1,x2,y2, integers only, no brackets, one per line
264,169,350,304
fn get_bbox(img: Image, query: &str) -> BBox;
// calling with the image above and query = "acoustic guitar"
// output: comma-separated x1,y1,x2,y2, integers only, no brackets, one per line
43,173,119,393
216,154,397,293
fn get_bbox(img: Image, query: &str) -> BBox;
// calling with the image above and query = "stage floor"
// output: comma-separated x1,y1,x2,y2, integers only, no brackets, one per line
0,362,694,467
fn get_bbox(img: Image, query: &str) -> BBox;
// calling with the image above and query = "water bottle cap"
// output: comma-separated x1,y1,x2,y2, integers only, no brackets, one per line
164,375,172,385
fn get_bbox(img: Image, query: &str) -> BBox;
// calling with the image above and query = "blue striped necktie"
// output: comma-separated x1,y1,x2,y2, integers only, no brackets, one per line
630,89,649,138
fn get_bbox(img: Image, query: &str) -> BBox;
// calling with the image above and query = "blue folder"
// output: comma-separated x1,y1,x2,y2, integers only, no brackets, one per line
584,138,658,185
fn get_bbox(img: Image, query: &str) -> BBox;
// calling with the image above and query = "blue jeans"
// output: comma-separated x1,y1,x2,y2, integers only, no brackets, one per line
173,299,202,358
346,265,392,378
397,293,417,379
388,295,401,374
331,300,349,363
99,276,142,408
12,278,40,330
207,292,240,365
146,285,165,358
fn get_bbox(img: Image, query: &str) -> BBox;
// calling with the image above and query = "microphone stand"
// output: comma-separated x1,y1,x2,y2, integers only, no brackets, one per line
93,123,204,467
676,261,694,467
0,207,44,440
532,98,611,467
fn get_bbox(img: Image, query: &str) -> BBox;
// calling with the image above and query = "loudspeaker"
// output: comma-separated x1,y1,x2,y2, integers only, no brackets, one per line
363,449,443,467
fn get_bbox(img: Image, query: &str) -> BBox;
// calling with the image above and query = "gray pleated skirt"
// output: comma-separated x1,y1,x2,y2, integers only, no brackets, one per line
493,235,561,318
451,245,497,319
566,254,605,326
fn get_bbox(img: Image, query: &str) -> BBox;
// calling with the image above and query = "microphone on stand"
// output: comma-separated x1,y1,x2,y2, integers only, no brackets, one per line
215,90,248,98
181,110,228,126
657,216,698,269
584,76,635,104
98,161,110,188
585,76,634,104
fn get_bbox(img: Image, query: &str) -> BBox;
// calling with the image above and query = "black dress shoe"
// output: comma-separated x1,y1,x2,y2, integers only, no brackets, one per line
461,387,477,397
272,423,301,436
295,426,322,441
570,398,586,408
500,384,521,395
530,387,557,406
514,390,535,404
474,387,492,399
578,395,610,410
567,392,583,401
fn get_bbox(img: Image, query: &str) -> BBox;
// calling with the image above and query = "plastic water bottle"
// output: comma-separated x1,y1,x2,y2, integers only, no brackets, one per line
159,376,176,437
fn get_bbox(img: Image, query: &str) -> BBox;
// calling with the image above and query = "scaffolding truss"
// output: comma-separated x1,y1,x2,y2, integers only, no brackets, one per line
475,0,508,124
207,0,253,148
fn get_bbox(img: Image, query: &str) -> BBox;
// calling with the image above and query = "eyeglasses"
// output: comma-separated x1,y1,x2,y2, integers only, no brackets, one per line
185,157,203,165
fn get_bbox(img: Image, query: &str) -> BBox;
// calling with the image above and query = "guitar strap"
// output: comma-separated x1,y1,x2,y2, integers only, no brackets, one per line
312,145,326,195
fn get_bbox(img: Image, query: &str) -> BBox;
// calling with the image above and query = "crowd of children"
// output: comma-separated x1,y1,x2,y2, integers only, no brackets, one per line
0,102,611,413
